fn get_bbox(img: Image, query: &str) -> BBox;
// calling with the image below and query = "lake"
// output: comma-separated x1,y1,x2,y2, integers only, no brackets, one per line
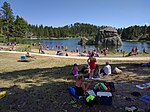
32,39,150,53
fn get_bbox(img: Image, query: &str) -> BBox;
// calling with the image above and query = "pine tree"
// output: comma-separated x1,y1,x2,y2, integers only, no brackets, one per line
0,1,14,41
14,16,28,38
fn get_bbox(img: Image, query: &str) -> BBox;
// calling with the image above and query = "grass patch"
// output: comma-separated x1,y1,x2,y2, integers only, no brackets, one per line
0,52,150,112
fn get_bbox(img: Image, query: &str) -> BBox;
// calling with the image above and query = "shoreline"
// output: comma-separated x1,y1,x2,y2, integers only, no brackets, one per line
0,43,150,61
1,50,150,61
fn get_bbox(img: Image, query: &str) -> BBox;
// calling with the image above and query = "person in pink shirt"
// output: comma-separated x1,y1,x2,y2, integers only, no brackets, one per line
72,63,79,77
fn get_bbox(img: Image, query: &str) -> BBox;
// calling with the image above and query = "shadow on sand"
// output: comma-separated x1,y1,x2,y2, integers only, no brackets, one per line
0,63,149,112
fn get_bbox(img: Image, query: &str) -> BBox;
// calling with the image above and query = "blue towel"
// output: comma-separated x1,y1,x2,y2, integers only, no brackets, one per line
20,56,26,59
67,86,80,99
139,95,150,103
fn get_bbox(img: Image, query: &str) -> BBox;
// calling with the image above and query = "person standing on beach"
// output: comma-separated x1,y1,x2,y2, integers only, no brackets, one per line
135,47,139,55
87,52,96,78
131,47,135,54
76,47,79,53
143,47,147,53
65,46,68,51
39,43,43,53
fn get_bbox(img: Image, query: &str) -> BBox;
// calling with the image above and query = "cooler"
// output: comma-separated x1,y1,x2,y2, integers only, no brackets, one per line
96,92,112,105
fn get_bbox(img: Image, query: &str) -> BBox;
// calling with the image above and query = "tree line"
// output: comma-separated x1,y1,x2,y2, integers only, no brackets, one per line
118,25,150,41
28,23,102,38
0,1,150,41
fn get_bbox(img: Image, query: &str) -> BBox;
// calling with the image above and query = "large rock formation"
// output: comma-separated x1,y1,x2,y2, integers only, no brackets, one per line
95,27,122,46
78,27,122,46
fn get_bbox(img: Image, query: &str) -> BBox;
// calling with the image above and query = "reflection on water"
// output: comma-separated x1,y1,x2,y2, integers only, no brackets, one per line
32,39,150,52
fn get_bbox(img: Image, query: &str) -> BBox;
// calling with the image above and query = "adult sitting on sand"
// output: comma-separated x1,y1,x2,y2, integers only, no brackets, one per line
56,50,63,55
80,52,88,57
125,52,132,57
66,53,68,56
26,52,31,57
75,74,92,96
100,62,111,76
80,65,90,74
25,52,36,59
0,47,3,50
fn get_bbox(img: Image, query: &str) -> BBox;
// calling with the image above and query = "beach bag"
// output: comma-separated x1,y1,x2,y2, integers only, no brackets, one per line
94,82,108,92
85,95,97,107
104,82,115,92
113,67,122,74
20,56,26,60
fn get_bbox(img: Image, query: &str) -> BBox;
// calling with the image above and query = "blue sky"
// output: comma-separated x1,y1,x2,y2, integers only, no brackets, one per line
0,0,150,28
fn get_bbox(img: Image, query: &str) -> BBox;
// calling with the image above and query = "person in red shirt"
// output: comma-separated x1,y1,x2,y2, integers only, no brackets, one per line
131,47,135,53
88,50,91,55
87,53,96,78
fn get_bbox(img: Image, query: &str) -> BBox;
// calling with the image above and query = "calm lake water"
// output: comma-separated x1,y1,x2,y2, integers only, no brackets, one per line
33,39,150,53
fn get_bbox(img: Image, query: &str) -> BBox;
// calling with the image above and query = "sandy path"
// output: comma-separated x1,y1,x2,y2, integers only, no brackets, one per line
1,50,150,61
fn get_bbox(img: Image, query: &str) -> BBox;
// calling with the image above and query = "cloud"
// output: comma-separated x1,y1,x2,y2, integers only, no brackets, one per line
144,23,149,26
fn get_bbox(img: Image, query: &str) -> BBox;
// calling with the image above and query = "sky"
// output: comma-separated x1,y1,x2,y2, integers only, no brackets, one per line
0,0,150,28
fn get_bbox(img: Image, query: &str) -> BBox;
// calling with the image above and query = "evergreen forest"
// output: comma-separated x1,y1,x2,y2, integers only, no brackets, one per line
0,1,150,42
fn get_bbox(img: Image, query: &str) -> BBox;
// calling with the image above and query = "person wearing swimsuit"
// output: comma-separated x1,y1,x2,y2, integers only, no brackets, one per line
75,74,92,96
87,53,96,78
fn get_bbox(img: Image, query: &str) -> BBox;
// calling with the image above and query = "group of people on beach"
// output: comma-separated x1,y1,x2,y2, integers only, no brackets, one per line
131,47,139,55
30,42,150,58
34,42,111,57
125,47,148,57
71,52,112,96
5,42,17,51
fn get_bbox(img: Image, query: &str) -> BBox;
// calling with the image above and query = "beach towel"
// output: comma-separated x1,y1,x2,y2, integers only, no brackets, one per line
139,95,150,104
67,86,81,99
136,82,150,90
0,91,6,99
141,62,150,67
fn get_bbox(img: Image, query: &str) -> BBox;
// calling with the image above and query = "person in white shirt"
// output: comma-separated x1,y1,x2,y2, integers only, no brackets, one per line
100,62,111,76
